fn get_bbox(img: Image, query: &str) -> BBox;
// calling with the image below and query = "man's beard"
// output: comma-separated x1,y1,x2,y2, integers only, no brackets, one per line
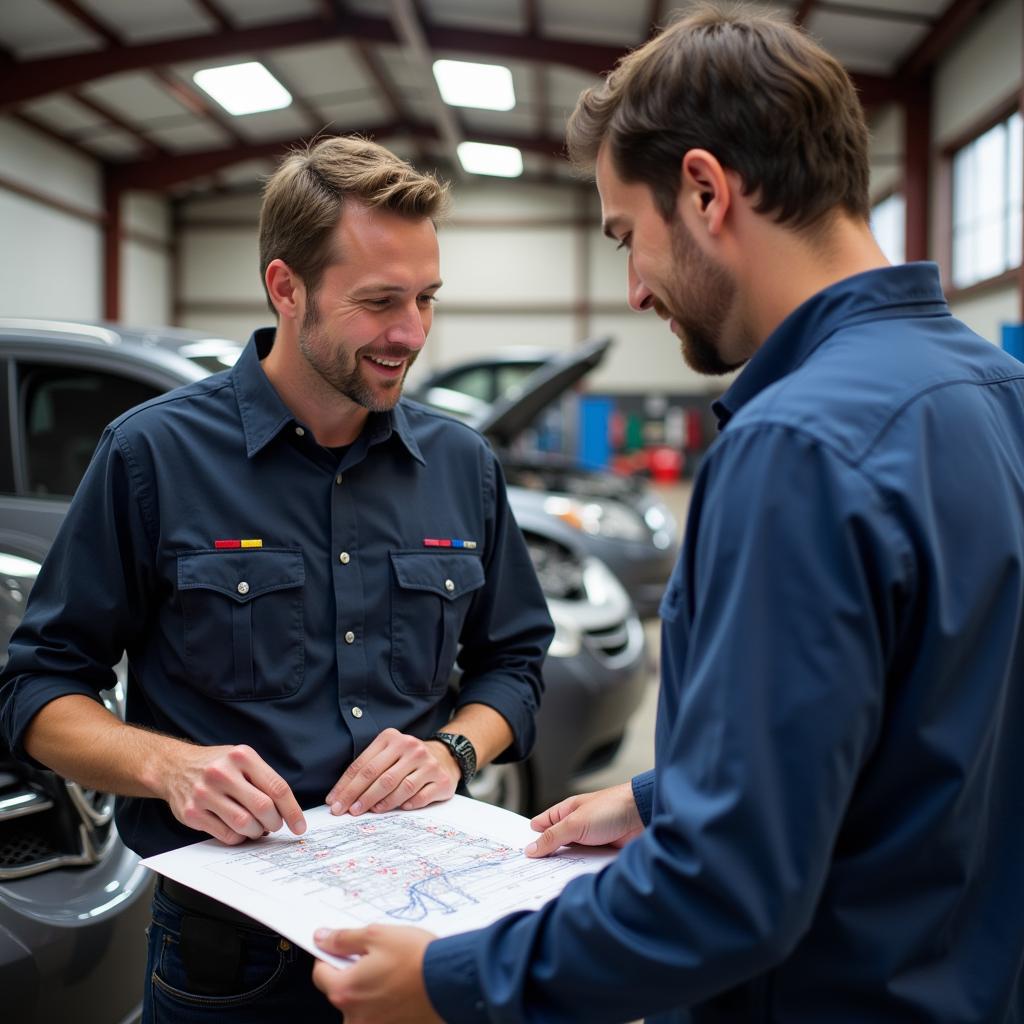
298,297,418,412
660,222,744,377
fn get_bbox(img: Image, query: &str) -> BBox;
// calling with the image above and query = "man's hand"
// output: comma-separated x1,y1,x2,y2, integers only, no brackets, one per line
526,782,644,858
326,728,459,816
312,925,441,1024
158,743,306,845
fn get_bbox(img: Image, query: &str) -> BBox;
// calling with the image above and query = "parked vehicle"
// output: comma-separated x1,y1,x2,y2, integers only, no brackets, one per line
409,337,680,618
0,317,649,1022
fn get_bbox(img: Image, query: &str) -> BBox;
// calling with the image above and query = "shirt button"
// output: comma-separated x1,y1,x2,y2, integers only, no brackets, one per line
351,706,363,719
237,581,250,595
344,630,355,644
339,552,350,564
335,474,343,485
295,426,305,437
444,579,455,592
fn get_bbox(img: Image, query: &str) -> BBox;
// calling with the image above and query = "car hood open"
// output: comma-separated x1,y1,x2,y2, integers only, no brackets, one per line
469,336,612,446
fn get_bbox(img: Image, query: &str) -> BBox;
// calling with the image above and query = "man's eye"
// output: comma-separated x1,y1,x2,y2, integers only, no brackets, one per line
418,294,439,305
367,298,390,308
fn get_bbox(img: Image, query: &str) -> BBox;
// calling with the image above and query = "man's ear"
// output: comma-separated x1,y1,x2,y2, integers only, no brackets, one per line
265,259,304,321
677,149,731,237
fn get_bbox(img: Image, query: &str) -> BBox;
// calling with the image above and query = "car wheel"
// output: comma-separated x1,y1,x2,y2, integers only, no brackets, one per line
467,761,530,815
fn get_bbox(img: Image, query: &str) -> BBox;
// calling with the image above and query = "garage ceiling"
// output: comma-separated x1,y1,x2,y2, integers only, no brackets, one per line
0,0,993,196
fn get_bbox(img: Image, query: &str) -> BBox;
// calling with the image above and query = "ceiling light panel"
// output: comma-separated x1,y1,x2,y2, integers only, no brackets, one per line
433,60,516,111
193,62,292,116
457,142,524,178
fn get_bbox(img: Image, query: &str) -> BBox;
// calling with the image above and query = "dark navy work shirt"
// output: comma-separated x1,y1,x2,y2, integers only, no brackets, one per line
0,329,552,857
423,264,1024,1023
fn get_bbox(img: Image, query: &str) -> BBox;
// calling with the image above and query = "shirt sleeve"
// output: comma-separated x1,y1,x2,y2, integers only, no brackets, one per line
453,450,553,762
423,423,911,1023
0,426,156,763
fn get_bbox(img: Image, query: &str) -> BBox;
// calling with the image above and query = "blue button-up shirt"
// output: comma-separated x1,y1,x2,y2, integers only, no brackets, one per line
0,329,552,857
423,264,1024,1022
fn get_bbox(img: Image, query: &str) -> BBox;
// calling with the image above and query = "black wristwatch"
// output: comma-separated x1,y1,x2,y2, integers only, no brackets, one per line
432,732,477,786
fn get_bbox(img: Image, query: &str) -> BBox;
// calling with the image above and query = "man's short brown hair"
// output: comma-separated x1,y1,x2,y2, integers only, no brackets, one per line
566,2,870,230
259,135,450,310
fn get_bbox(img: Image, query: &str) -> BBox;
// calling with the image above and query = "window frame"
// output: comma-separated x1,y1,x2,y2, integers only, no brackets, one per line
941,94,1023,300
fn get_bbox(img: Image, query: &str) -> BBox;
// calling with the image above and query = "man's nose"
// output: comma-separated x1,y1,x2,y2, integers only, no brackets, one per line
627,257,654,312
387,303,428,349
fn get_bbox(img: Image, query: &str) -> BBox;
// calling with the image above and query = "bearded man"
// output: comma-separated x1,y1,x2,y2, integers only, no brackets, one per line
0,135,552,1023
310,6,1024,1023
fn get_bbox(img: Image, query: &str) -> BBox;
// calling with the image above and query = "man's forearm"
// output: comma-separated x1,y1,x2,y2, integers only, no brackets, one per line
24,693,308,844
24,693,189,800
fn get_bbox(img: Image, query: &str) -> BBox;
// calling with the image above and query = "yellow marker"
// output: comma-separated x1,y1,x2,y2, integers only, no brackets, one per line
240,538,263,548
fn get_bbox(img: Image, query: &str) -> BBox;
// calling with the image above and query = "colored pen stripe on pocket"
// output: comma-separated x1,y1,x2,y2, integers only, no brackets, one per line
214,539,263,549
423,538,477,549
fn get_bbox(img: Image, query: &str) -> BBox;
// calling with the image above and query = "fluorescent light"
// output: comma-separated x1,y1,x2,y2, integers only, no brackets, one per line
457,141,524,178
193,62,292,116
433,59,515,111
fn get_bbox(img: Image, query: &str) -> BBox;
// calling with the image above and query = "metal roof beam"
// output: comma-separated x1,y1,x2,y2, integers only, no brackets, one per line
897,0,997,78
105,122,564,191
0,14,624,111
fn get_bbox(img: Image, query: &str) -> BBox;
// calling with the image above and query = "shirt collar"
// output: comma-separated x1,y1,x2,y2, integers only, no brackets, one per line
232,327,426,464
711,262,949,430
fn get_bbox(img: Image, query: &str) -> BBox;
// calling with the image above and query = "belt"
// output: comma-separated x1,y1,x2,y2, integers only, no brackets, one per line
157,875,274,933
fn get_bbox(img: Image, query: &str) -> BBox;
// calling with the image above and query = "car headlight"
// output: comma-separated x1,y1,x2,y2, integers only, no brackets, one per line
546,604,582,658
543,495,648,543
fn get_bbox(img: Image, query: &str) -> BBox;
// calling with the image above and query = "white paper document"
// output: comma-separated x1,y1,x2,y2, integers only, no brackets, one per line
142,795,616,965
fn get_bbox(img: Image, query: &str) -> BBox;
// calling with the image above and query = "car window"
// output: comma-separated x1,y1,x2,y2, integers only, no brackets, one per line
494,364,541,401
20,365,160,498
435,366,494,402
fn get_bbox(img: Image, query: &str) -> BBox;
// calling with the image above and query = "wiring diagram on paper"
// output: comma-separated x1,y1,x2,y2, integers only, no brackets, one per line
207,812,596,926
142,796,616,962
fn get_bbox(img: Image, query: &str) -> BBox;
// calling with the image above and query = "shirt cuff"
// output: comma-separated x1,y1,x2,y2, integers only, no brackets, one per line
631,769,655,826
0,676,102,768
423,932,490,1024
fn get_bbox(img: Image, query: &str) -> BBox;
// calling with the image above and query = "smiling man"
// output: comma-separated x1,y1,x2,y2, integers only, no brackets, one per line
0,136,552,1023
309,6,1024,1023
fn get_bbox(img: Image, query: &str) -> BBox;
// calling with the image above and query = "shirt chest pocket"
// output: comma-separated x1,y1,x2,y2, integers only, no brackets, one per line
178,549,305,701
389,551,486,696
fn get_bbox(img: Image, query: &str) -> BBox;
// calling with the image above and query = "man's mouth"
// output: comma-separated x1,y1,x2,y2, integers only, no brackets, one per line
363,353,407,379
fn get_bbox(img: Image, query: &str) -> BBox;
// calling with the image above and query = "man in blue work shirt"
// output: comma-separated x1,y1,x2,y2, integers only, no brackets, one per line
310,6,1024,1023
0,136,552,1022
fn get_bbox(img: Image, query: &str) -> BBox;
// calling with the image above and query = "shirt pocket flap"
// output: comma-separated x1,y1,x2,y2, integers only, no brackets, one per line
390,551,485,602
178,549,305,603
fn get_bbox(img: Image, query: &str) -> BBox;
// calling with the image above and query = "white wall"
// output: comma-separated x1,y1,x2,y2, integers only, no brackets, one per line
868,103,904,202
0,117,172,325
0,117,104,319
177,193,263,343
122,192,172,326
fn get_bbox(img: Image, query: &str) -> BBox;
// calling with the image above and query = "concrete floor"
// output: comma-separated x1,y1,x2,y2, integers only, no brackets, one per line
572,480,692,795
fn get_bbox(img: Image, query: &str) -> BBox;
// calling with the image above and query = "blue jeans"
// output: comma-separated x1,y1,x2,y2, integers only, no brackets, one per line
143,886,341,1023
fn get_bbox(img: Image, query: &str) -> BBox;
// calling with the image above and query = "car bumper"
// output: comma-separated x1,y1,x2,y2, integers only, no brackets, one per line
0,845,153,1024
528,614,649,811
